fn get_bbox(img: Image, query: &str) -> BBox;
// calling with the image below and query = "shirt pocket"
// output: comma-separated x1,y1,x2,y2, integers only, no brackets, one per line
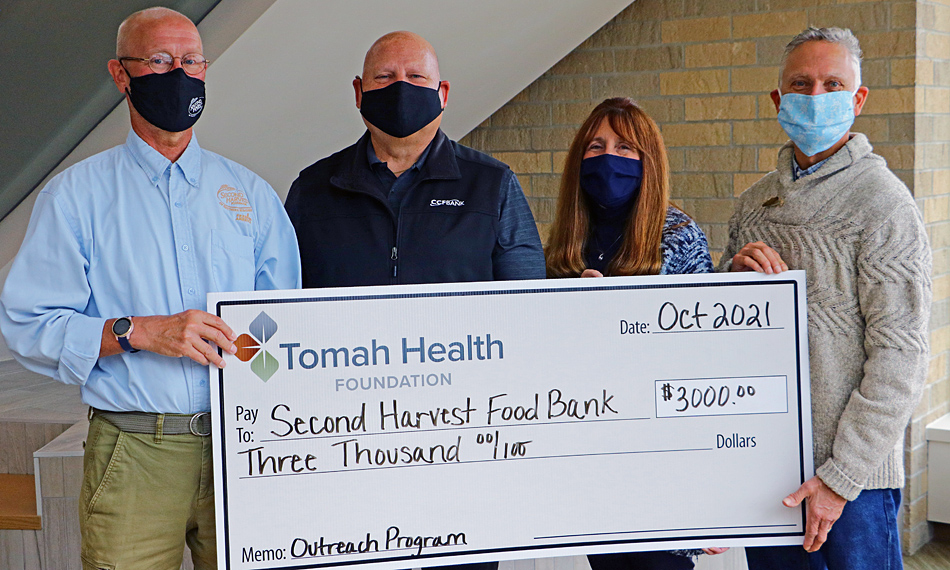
211,230,256,292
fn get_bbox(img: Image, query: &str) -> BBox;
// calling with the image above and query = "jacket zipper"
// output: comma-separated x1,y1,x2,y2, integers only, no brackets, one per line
390,211,400,284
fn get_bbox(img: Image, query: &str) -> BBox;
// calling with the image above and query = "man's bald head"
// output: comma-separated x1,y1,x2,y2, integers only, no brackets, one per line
353,30,450,144
116,7,199,57
361,31,440,84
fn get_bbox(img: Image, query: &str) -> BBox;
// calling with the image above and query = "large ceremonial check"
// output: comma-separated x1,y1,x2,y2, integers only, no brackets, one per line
209,271,813,570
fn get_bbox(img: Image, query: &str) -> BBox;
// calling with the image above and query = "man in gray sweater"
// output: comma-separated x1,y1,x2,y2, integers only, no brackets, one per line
720,27,932,570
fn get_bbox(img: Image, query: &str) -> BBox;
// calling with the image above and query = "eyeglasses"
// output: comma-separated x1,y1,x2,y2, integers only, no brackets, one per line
119,52,209,76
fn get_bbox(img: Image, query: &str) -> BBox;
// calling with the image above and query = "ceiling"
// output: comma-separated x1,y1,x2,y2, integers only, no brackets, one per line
0,0,634,225
0,0,220,221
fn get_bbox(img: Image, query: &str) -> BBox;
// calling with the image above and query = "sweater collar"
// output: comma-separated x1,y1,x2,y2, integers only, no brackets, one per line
777,133,872,187
764,133,874,223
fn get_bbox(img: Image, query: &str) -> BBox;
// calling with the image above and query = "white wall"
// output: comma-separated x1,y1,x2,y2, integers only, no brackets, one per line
0,0,633,361
197,0,632,200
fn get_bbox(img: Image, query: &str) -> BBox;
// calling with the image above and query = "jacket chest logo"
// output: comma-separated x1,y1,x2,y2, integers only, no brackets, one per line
430,199,465,207
218,185,253,223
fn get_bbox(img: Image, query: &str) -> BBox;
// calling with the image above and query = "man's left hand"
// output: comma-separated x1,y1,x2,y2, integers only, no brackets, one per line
782,476,846,552
731,241,788,274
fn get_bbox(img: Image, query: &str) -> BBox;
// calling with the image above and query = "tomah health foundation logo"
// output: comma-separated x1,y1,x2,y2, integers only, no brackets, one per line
234,312,279,382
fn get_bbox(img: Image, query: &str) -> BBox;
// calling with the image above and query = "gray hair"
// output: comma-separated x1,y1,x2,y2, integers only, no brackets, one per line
780,27,863,88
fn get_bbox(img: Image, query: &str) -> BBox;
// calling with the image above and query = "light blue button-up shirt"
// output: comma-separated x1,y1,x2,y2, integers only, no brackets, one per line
0,130,301,413
792,154,831,180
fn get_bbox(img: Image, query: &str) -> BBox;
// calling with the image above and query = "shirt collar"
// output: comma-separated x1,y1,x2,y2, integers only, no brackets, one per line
792,155,830,180
365,136,434,175
125,128,202,188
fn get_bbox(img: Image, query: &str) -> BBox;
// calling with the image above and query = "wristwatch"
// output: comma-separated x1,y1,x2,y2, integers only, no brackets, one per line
112,316,139,353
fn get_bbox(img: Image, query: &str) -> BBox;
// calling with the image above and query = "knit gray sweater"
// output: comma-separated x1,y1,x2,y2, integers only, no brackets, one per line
719,134,932,501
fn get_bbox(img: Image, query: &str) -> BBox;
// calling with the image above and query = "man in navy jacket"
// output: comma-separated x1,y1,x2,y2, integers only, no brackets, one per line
285,31,544,288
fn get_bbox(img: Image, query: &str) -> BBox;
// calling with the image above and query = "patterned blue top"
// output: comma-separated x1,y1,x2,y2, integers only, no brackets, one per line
659,206,714,275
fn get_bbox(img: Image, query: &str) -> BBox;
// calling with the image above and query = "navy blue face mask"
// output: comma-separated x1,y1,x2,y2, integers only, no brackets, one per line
580,154,643,209
126,67,205,133
359,79,443,138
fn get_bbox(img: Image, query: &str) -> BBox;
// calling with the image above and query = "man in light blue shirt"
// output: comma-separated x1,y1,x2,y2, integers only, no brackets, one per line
0,7,300,569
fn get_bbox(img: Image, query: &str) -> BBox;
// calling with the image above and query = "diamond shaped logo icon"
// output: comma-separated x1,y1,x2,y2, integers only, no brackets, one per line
251,350,279,382
237,312,280,381
234,333,260,362
249,312,278,344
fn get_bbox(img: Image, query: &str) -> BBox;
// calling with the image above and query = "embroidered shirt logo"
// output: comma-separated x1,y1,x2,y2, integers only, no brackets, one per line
189,97,204,117
218,185,253,223
234,312,279,382
430,199,465,207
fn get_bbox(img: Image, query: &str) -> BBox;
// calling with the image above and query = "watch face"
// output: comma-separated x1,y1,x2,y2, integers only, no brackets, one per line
113,317,132,336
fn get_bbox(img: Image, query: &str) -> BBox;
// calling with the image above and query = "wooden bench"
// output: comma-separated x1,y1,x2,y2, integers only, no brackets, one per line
0,473,40,529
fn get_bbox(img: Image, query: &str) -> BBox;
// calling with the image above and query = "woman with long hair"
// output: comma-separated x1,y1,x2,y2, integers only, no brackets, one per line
546,97,712,279
546,97,722,569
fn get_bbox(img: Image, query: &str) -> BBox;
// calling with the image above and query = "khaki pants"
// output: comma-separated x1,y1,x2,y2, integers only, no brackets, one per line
79,413,216,570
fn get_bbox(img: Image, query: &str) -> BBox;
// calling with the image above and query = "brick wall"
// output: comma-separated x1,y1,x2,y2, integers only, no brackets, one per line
908,0,950,553
460,0,949,554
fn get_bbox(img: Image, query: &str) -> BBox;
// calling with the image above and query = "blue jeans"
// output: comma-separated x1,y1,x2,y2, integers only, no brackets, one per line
745,488,902,570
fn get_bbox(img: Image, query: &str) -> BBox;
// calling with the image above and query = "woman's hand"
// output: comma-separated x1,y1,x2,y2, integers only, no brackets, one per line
702,548,729,555
581,269,604,278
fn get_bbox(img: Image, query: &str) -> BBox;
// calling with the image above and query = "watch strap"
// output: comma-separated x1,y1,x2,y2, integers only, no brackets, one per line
117,335,136,352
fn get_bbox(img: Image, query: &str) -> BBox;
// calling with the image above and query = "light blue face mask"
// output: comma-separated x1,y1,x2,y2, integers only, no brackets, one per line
777,90,857,157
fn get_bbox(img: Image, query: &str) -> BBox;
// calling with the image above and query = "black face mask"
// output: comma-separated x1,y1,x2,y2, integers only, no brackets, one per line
126,67,206,133
359,79,443,138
